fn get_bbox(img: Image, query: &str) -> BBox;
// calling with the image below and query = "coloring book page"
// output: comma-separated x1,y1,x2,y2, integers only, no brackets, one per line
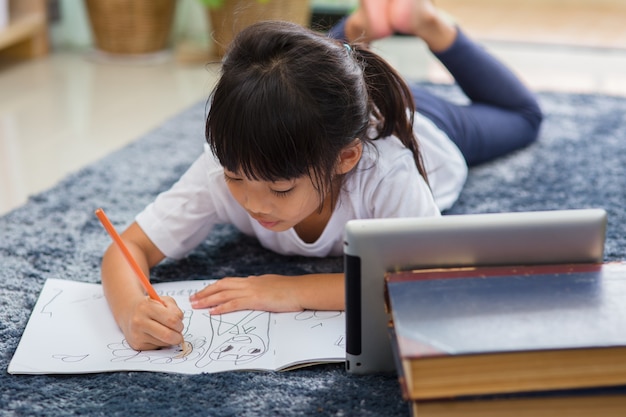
8,279,345,375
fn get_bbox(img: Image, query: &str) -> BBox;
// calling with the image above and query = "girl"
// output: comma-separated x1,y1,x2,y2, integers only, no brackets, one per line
101,0,543,351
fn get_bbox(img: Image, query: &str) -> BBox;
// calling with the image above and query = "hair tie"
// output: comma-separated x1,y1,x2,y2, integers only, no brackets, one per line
344,43,352,53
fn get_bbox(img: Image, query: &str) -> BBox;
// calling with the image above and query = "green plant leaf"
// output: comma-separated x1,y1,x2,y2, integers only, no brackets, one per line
198,0,275,8
198,0,226,8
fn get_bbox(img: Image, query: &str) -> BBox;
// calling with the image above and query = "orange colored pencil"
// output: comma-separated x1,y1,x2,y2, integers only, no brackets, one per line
95,208,165,306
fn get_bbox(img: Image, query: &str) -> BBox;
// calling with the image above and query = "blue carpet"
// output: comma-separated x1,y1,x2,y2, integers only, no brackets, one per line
1,84,625,416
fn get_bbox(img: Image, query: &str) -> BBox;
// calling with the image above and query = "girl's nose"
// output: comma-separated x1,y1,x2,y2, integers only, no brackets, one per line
243,191,271,215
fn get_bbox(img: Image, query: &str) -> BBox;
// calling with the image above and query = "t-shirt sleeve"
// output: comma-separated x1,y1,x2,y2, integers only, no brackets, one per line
369,152,441,219
353,138,441,220
414,114,468,211
135,152,225,260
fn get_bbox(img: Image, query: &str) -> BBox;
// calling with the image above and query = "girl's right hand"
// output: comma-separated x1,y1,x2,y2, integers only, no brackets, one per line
119,295,185,351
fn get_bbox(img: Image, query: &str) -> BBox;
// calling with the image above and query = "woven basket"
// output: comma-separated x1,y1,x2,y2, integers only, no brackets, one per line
208,0,311,57
85,0,176,54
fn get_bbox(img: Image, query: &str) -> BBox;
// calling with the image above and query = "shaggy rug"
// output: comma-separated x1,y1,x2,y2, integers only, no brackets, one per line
1,84,625,416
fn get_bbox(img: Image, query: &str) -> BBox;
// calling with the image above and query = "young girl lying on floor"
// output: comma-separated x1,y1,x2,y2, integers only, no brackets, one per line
101,0,543,350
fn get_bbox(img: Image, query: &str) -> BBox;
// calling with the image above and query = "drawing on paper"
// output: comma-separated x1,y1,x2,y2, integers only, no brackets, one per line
52,354,89,363
8,279,346,375
40,288,63,318
106,309,272,368
197,310,270,367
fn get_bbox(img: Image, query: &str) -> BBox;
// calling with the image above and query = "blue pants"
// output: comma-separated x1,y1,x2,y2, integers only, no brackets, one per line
330,21,543,166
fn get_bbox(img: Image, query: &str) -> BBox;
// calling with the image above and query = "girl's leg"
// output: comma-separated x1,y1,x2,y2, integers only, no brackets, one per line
412,29,543,166
334,0,544,166
328,16,349,42
390,0,542,165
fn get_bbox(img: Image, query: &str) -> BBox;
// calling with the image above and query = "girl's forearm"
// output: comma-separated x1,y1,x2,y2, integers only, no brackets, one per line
100,222,165,328
101,242,150,327
295,272,345,311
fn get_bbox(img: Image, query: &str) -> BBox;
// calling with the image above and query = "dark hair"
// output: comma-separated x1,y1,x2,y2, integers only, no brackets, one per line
206,21,428,203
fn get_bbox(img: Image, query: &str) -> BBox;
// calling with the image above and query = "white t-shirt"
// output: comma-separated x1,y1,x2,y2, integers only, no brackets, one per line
136,113,467,259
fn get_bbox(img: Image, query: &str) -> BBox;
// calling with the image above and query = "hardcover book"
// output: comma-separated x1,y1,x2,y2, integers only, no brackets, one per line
385,262,626,400
407,385,626,417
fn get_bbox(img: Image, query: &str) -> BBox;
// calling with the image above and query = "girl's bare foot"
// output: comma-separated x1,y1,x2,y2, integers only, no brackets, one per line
345,5,390,44
389,0,437,36
390,0,457,52
345,0,456,52
361,0,393,39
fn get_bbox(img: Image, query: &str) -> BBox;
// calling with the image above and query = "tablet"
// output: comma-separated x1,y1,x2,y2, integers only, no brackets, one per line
344,208,607,374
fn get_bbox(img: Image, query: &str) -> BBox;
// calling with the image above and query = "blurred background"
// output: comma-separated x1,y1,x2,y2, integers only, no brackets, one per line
1,0,625,216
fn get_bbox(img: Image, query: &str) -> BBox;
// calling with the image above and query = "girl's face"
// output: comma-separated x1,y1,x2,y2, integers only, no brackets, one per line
223,169,325,232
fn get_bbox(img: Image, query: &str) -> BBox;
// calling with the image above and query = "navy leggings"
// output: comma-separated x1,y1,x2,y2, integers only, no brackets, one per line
330,20,543,166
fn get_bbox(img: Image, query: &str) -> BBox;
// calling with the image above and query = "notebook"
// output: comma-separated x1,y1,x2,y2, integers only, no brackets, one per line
343,208,607,374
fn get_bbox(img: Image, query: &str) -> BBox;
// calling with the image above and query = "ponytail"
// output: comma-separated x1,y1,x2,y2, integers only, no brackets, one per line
351,44,429,185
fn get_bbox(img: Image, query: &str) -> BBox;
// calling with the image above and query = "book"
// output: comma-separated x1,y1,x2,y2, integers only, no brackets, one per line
385,262,626,401
8,279,345,375
407,385,626,417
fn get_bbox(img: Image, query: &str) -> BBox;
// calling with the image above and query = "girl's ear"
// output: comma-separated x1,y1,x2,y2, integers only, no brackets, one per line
336,139,363,175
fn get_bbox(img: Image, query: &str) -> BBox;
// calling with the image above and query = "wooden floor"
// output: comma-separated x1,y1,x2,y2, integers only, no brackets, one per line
438,0,626,49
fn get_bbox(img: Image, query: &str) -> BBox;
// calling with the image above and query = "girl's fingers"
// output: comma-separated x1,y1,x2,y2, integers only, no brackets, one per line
190,287,248,310
125,296,184,350
189,278,246,306
208,298,247,315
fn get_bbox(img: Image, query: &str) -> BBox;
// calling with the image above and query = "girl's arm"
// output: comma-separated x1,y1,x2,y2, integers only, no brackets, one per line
101,222,185,350
189,273,345,314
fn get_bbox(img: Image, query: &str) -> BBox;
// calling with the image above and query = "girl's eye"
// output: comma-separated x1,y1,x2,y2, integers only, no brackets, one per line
223,173,242,183
271,188,293,198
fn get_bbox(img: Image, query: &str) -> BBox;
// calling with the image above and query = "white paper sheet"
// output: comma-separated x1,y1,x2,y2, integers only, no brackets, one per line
8,279,345,374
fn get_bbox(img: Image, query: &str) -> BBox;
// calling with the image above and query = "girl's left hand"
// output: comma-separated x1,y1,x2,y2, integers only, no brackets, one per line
189,275,304,314
189,273,344,314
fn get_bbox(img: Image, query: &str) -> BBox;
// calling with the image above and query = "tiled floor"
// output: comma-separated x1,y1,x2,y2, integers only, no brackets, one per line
0,52,218,216
1,1,626,216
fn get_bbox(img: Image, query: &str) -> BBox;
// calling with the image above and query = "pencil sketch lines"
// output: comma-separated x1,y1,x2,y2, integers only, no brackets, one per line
294,311,343,320
294,310,343,329
52,354,89,363
335,335,345,347
70,292,105,304
108,340,152,363
40,288,63,318
194,310,270,368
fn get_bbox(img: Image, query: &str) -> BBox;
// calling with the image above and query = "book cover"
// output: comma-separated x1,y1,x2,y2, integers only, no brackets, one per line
386,262,626,400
